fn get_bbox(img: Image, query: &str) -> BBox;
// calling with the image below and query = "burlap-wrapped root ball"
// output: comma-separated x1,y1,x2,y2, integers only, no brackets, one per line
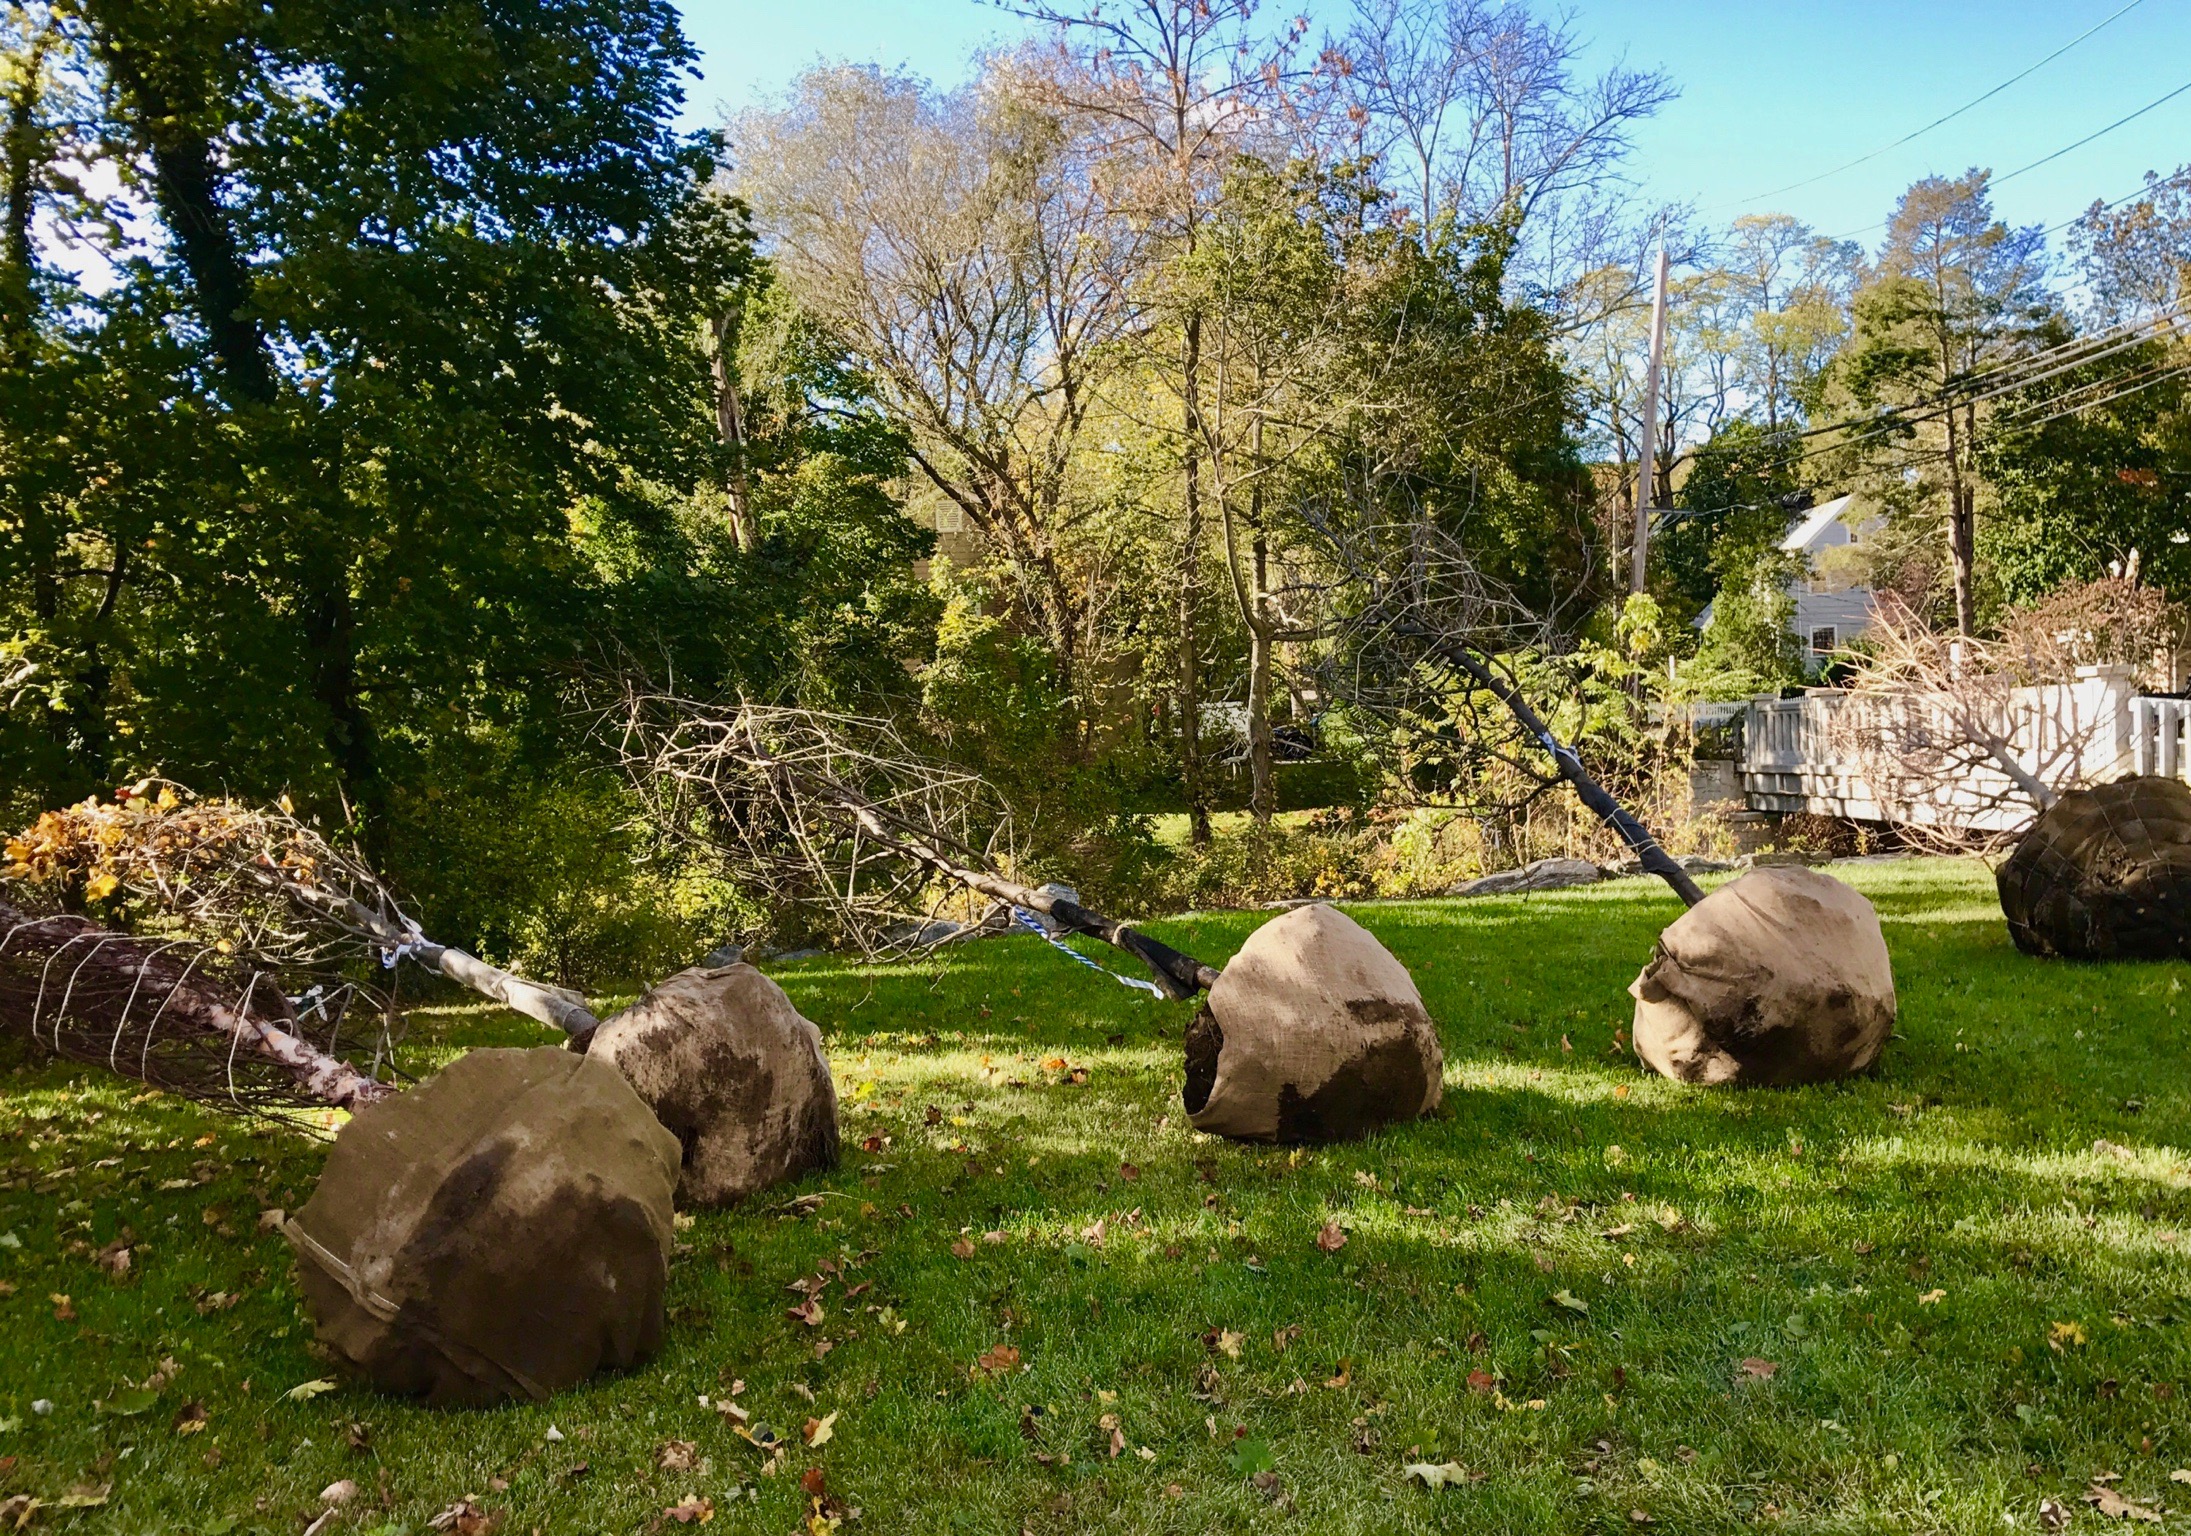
587,963,839,1207
1183,903,1443,1143
284,1047,679,1406
1997,776,2191,961
1628,866,1895,1086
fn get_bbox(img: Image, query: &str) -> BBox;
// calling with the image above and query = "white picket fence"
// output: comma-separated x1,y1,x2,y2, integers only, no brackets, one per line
1737,666,2187,831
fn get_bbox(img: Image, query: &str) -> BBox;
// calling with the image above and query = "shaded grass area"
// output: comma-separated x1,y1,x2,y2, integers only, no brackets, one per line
2,857,2189,1533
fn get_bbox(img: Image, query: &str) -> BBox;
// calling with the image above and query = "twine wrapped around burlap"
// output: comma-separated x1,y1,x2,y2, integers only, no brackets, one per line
285,1047,679,1406
1629,866,1895,1086
587,963,839,1207
1183,903,1443,1143
1997,776,2191,961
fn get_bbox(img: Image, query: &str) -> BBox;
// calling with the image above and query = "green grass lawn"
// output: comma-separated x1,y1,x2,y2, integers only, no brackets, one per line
4,857,2190,1534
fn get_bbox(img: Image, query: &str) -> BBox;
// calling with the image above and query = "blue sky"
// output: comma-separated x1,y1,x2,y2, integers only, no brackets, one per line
676,0,2191,259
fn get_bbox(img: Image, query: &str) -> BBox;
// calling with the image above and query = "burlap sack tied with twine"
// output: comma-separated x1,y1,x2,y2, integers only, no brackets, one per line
1997,776,2191,961
587,963,839,1207
1629,866,1894,1086
1184,903,1443,1143
285,1047,679,1406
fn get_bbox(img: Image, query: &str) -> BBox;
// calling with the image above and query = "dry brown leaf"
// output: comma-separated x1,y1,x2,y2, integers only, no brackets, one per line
949,1237,976,1260
1316,1222,1348,1254
662,1494,714,1525
974,1343,1021,1376
1740,1358,1778,1380
2085,1483,2163,1522
655,1440,700,1472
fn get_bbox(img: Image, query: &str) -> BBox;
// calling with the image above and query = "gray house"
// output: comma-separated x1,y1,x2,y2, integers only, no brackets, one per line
1696,493,1880,667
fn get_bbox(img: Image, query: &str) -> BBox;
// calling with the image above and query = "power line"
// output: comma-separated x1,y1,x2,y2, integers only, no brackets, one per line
1831,75,2191,244
1709,0,2150,216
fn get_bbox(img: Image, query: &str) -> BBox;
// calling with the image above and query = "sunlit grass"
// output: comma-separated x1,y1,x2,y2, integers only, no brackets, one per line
2,856,2188,1533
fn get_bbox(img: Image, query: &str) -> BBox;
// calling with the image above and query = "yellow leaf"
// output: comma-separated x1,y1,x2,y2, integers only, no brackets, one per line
84,871,119,901
278,794,295,815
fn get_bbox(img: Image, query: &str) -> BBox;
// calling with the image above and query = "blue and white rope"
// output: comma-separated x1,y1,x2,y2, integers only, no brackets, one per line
1010,908,1166,998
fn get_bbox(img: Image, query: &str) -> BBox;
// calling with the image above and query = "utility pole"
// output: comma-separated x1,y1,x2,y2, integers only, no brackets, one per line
1631,243,1670,594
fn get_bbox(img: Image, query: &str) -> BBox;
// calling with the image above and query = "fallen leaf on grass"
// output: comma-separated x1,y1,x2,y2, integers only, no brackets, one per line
172,1402,207,1435
53,1485,108,1510
320,1480,359,1505
285,1379,337,1402
1227,1437,1275,1477
2085,1483,2162,1522
2171,1469,2191,1485
655,1439,700,1472
2039,1498,2071,1532
1210,1330,1244,1360
1740,1358,1778,1380
974,1344,1020,1376
1548,1289,1588,1314
49,1294,74,1322
97,1388,157,1417
785,1298,824,1327
1629,1511,1655,1524
1316,1222,1348,1253
1466,1369,1496,1394
663,1495,714,1524
1918,1289,1946,1306
949,1237,975,1260
2049,1321,2088,1350
1402,1459,1475,1489
802,1412,837,1447
1324,1361,1351,1389
0,1496,36,1532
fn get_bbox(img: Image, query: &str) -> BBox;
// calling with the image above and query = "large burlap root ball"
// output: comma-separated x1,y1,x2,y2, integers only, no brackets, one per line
587,963,839,1207
1183,903,1443,1143
1629,866,1895,1086
285,1047,679,1406
1997,776,2191,961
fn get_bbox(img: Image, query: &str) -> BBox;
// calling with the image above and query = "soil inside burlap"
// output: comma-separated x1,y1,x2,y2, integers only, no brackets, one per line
285,1046,679,1406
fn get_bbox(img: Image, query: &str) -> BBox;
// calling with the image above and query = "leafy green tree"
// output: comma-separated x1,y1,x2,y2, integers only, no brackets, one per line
1822,171,2052,634
1656,420,1804,622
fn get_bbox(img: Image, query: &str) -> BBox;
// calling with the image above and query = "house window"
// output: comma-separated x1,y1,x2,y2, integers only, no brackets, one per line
1809,625,1838,657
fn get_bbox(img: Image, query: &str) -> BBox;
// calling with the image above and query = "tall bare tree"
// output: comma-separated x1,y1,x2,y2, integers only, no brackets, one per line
733,64,1140,719
1010,0,1298,843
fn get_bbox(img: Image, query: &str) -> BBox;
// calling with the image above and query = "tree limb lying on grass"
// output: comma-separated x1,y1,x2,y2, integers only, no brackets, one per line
615,693,1223,998
1305,511,1705,907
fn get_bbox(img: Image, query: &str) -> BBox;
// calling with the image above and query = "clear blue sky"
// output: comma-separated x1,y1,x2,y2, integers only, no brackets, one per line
675,0,2191,258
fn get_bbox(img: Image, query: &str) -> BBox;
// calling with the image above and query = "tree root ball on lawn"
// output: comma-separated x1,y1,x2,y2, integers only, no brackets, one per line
1183,902,1443,1143
1629,866,1895,1086
587,963,839,1207
1996,776,2191,961
284,1047,680,1406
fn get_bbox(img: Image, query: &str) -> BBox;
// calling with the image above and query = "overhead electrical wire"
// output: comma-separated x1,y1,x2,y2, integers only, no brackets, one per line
1830,75,2191,243
1709,0,2150,215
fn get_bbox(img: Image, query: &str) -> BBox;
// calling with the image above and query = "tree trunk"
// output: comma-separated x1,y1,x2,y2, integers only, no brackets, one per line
305,583,386,852
1244,451,1276,824
1246,615,1277,823
1,22,48,352
709,311,758,553
1179,313,1210,845
1942,400,1977,636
